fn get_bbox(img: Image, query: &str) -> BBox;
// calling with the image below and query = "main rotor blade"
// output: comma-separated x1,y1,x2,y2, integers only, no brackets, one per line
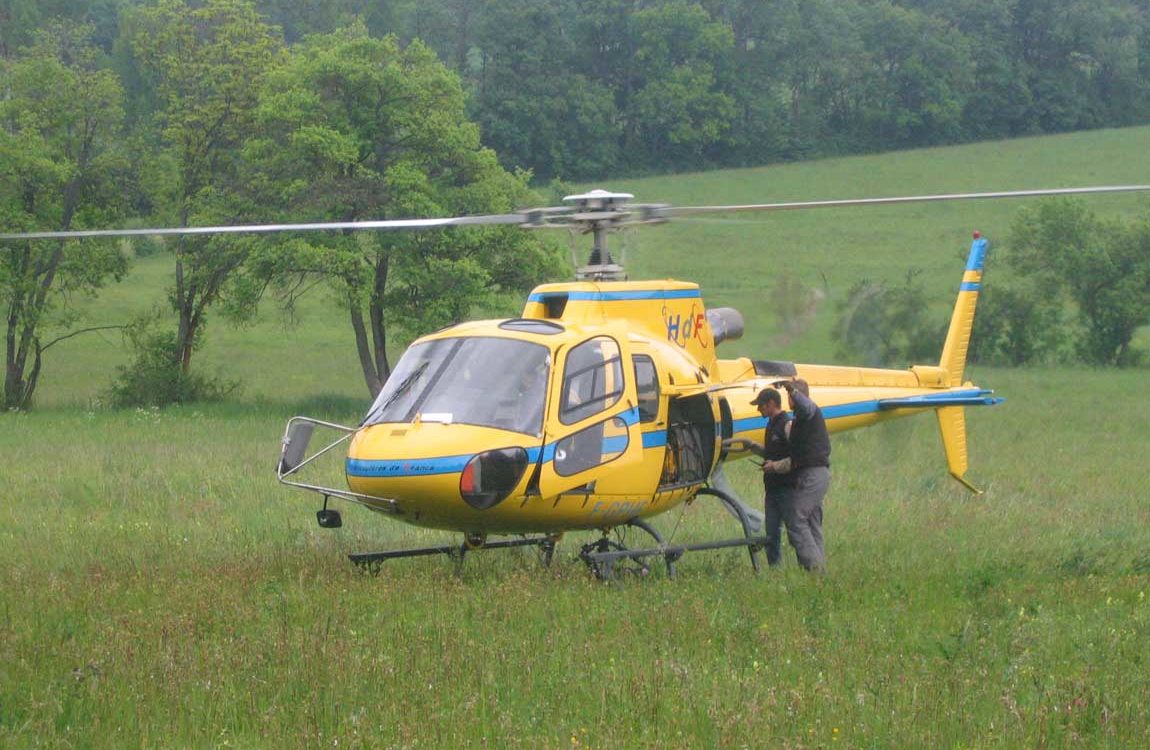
669,185,1150,217
0,213,526,242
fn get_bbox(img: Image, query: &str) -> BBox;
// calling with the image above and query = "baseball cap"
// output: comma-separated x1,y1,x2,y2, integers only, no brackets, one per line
750,388,780,406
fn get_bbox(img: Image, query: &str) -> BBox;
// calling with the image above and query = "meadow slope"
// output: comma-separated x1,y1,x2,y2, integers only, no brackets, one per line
26,124,1150,408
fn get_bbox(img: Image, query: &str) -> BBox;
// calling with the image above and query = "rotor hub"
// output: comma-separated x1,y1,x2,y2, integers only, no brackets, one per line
519,189,669,280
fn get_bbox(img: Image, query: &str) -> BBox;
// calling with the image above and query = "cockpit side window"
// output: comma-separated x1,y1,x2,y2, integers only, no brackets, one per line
633,355,659,423
560,337,623,425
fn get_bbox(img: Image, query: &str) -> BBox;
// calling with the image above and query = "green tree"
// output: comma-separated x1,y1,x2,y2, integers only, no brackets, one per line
833,269,942,367
1010,199,1150,366
258,0,399,43
465,0,620,180
0,23,129,409
244,24,560,396
727,0,864,159
968,281,1066,366
846,1,973,149
625,0,736,170
129,0,283,379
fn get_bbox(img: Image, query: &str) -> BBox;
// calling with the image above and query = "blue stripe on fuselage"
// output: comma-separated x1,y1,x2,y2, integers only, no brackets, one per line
727,388,993,436
528,289,700,303
348,391,997,476
642,431,667,448
346,455,471,477
349,405,646,477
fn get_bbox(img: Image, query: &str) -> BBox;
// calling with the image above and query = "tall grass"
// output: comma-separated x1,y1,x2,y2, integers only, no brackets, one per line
3,369,1148,747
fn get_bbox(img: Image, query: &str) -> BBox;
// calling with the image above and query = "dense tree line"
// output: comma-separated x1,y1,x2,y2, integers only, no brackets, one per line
4,0,1150,408
4,0,1150,180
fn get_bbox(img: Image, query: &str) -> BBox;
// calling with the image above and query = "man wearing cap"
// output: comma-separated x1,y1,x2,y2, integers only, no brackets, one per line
724,388,792,566
767,378,831,572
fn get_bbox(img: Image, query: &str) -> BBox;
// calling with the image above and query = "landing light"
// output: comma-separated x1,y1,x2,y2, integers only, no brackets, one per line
460,448,530,510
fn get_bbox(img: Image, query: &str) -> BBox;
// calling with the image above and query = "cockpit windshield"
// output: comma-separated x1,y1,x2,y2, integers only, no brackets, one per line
363,337,551,436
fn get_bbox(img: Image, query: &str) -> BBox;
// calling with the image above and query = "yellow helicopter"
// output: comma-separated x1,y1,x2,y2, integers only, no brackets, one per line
5,185,1149,576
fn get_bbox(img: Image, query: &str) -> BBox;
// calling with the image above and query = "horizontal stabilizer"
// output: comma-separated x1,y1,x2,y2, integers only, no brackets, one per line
877,389,1003,410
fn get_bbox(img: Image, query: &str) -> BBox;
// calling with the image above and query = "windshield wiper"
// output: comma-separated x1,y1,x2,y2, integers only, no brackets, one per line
362,361,429,425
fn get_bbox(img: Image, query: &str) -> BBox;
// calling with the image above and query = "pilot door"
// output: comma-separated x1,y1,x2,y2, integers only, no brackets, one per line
535,335,645,497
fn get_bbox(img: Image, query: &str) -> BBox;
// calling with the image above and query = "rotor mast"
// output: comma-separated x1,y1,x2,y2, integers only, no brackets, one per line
520,189,669,282
568,190,630,281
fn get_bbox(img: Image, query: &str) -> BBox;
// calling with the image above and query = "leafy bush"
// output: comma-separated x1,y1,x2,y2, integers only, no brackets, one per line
108,322,237,408
833,269,942,367
968,281,1067,366
1009,200,1150,366
770,271,824,347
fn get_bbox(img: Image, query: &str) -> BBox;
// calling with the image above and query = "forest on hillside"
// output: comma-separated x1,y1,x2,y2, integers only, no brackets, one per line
4,0,1150,410
4,0,1150,180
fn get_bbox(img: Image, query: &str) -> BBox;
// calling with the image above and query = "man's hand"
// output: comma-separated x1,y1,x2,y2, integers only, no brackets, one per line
772,379,795,392
762,460,776,474
722,438,750,452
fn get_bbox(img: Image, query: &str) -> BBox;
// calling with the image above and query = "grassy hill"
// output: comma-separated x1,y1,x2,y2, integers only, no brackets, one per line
31,125,1150,409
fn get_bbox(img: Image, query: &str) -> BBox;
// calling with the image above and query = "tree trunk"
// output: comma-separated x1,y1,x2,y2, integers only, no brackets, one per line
4,258,25,409
370,254,390,385
174,249,196,373
3,361,25,411
22,336,43,410
350,301,382,398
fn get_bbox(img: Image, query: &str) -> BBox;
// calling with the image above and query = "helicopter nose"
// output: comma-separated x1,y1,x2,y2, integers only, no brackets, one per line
345,423,536,523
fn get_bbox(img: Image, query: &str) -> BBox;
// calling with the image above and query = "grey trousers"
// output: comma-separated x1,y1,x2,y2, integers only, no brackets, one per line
785,466,830,571
764,485,790,566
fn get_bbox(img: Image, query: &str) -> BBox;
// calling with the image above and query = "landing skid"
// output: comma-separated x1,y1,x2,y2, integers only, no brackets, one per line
349,535,558,573
579,488,765,580
347,487,763,579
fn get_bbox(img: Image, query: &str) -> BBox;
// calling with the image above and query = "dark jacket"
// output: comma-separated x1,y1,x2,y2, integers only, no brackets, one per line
762,412,793,489
788,389,831,470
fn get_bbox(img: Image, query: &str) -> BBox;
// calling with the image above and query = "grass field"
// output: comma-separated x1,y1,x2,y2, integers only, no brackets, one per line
3,127,1150,748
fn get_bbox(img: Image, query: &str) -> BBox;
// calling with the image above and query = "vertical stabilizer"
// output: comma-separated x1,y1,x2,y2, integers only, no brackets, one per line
940,234,988,385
